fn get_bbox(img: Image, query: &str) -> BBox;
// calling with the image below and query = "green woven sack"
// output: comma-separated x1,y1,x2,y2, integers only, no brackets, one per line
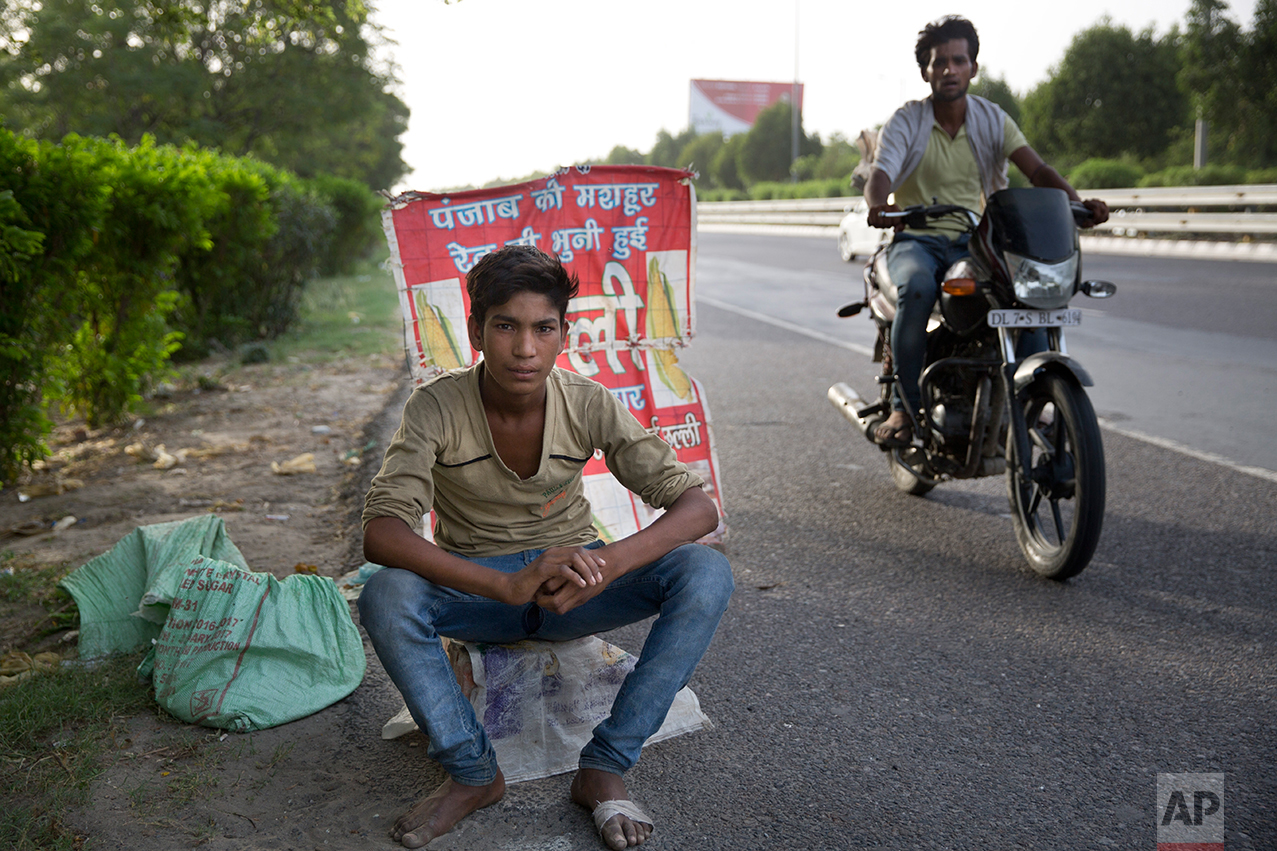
138,556,366,731
59,514,249,660
61,516,366,732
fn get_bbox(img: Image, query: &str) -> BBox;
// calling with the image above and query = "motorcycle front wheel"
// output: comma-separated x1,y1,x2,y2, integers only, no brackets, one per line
1006,372,1105,579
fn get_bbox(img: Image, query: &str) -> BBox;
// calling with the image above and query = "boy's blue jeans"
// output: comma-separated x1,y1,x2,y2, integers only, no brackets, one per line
357,542,733,786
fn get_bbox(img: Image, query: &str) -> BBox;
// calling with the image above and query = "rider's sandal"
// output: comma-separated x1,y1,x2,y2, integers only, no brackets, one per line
873,421,913,448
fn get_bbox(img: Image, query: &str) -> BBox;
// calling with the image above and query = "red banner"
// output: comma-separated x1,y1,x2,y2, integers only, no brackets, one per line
382,165,725,543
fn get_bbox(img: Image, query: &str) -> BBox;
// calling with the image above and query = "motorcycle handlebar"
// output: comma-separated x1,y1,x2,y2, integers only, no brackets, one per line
878,204,970,220
879,201,1098,229
878,203,971,231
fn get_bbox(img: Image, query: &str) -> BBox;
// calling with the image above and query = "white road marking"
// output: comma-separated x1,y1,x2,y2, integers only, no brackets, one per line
1096,420,1277,484
698,294,874,357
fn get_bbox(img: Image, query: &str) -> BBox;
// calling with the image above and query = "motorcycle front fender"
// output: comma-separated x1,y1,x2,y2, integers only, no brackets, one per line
1013,351,1094,394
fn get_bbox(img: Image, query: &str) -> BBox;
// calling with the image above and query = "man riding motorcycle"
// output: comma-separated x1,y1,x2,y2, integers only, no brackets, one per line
864,15,1110,447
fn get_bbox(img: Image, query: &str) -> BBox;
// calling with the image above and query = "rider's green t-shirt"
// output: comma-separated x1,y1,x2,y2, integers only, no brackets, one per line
895,116,1028,240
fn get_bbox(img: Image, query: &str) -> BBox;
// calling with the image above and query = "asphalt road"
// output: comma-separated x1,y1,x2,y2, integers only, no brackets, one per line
657,297,1273,849
370,236,1275,850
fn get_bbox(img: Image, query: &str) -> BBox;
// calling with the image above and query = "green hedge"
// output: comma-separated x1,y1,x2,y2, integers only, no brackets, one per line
696,188,750,202
167,154,338,359
0,130,382,483
2,132,116,476
1068,158,1146,190
1246,167,1277,184
1138,164,1249,187
748,178,851,200
306,173,385,277
697,177,855,202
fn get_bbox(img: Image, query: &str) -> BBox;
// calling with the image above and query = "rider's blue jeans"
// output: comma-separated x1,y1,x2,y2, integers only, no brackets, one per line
885,232,1044,415
357,541,733,785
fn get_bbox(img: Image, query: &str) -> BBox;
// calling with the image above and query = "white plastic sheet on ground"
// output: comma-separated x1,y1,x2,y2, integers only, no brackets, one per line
381,636,711,783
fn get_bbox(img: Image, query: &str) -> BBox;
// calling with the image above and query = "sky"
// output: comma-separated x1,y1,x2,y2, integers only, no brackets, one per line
369,0,1260,193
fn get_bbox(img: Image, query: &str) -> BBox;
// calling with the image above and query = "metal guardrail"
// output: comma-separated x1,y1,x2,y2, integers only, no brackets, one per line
1093,185,1277,206
697,185,1277,239
1106,212,1277,235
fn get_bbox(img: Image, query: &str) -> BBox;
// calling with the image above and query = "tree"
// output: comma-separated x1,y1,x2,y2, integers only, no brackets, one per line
1180,0,1277,167
710,134,746,190
1021,20,1188,167
1179,0,1243,139
0,0,408,189
646,128,698,168
1242,0,1277,164
970,72,1021,125
790,132,859,184
676,132,725,185
809,132,858,180
736,99,821,184
604,145,645,164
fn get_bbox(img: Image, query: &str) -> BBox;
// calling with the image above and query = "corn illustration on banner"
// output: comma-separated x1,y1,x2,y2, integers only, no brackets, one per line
382,165,726,543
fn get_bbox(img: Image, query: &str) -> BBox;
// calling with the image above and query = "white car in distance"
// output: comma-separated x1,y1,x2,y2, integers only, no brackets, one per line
837,197,887,262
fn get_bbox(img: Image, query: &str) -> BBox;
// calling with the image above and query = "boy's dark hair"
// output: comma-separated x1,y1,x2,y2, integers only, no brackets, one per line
466,245,579,325
915,15,979,72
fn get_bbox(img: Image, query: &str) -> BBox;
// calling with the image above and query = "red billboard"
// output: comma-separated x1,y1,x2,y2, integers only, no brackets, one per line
689,79,804,137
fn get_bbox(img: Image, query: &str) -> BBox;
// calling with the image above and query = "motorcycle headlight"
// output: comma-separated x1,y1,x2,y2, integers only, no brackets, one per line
1004,252,1078,309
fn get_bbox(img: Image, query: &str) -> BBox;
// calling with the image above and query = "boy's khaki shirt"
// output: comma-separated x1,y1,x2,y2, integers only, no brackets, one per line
363,364,703,557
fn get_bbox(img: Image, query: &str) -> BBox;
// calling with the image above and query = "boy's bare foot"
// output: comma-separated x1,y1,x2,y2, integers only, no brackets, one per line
571,768,653,849
391,772,506,848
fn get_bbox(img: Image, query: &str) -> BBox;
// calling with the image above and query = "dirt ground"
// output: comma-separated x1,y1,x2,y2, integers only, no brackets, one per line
0,353,475,850
1,353,407,599
1,352,683,851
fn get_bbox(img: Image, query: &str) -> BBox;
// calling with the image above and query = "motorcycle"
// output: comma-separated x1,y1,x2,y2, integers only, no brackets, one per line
828,187,1116,579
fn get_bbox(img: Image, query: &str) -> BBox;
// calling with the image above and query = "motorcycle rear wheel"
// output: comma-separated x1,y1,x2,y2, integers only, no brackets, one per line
1006,372,1105,580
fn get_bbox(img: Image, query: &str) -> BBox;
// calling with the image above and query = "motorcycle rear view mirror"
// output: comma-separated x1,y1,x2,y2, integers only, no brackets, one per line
1080,280,1117,298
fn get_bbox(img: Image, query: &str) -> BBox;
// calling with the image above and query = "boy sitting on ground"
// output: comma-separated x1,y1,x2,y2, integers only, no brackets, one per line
359,245,734,849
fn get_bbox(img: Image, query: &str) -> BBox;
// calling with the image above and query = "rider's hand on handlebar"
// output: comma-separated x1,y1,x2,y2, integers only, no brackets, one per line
1079,198,1109,228
868,203,904,231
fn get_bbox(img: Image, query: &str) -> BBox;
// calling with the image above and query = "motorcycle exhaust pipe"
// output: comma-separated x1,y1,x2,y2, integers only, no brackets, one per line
827,382,875,437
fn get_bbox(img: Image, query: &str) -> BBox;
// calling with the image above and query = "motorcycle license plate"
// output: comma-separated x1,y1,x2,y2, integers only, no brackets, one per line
987,308,1082,328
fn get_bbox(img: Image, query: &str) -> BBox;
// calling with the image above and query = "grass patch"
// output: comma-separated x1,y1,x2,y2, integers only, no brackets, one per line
2,551,150,848
1,552,68,605
0,651,153,850
118,726,229,831
0,552,79,648
267,246,405,364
